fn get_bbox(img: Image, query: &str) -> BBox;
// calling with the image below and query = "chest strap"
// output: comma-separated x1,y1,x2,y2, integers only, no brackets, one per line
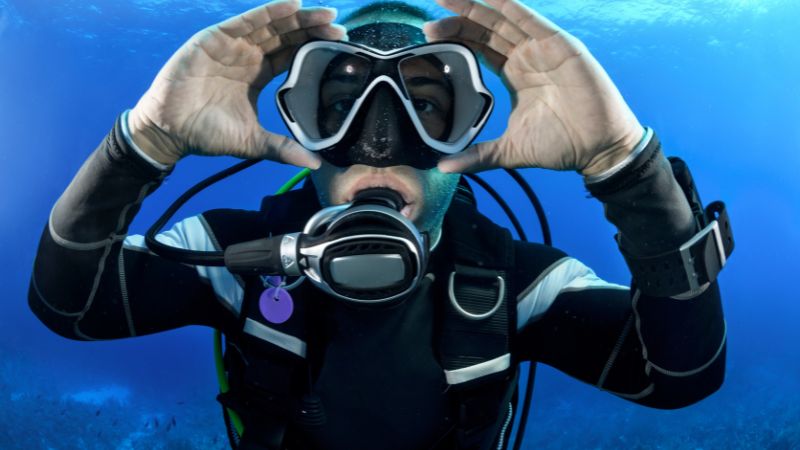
442,264,512,385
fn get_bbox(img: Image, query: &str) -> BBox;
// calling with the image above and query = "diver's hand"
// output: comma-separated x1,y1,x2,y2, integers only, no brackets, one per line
128,0,345,168
424,0,643,175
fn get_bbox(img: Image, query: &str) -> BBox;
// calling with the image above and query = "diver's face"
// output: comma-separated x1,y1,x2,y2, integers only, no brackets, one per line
311,37,461,233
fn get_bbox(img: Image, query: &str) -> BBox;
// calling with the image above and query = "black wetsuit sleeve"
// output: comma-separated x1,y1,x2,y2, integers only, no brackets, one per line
515,134,726,409
28,114,236,341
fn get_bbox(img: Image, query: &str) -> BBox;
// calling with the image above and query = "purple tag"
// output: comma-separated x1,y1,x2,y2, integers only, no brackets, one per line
259,287,294,324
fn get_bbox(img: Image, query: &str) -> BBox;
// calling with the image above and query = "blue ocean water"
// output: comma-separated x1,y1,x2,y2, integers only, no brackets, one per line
0,0,798,448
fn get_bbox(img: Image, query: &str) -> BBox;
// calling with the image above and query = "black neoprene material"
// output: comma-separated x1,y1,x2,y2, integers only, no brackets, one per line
586,134,698,256
29,114,728,448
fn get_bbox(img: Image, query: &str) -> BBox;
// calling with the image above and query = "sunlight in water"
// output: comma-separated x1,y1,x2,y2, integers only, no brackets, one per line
63,385,131,406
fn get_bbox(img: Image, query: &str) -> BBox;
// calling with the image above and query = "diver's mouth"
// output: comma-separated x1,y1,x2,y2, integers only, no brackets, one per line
346,177,416,219
350,188,414,219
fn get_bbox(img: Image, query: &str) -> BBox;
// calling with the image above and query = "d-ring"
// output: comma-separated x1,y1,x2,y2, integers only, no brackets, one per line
447,271,505,321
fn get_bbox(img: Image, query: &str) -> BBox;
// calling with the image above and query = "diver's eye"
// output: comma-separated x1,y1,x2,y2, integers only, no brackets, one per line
331,98,356,113
412,99,437,114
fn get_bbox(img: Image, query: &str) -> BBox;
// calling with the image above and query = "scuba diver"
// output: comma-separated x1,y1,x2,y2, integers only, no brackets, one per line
28,0,734,449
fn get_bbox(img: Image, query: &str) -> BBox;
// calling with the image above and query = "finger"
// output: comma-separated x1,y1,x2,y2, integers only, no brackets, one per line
432,0,527,45
218,0,301,38
264,46,299,76
250,128,322,169
425,34,506,74
251,45,298,89
423,16,515,58
244,8,336,45
252,23,344,89
283,6,338,31
246,6,338,44
258,23,346,54
483,0,561,40
437,141,501,174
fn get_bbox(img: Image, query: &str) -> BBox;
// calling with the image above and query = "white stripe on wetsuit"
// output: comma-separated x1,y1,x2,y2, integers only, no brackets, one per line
516,257,629,331
123,215,244,314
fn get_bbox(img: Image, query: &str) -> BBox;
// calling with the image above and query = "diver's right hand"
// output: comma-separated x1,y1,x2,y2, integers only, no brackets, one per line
128,0,345,168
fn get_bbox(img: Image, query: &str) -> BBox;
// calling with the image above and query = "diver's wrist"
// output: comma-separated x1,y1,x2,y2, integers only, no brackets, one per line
582,127,652,184
124,109,182,169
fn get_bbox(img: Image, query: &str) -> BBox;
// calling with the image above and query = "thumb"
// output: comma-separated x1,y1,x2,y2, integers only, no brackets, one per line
248,128,322,170
437,140,500,174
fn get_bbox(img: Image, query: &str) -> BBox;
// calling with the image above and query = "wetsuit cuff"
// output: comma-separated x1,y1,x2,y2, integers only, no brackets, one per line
583,127,653,185
120,109,173,172
583,129,661,198
108,112,174,181
584,131,697,256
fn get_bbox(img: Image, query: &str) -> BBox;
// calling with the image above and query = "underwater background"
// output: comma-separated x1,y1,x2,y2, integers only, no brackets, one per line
1,0,798,448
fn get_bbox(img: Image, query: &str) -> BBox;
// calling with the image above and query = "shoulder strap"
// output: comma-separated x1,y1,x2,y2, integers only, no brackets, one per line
437,195,519,449
214,182,324,450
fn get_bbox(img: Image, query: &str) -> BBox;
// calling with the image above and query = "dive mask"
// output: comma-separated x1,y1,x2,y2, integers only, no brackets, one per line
276,40,494,169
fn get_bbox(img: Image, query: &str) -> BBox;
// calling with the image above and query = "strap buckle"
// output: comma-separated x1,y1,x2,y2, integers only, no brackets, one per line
448,266,506,321
621,201,733,298
680,219,727,293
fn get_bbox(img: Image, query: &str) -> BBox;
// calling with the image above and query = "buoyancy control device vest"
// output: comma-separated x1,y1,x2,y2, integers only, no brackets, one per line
211,179,520,450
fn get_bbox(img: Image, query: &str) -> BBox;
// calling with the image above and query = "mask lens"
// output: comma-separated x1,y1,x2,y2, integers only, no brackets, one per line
282,49,371,140
399,51,487,144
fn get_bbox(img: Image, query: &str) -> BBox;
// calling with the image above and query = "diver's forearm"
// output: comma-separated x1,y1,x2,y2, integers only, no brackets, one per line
29,114,170,339
29,114,232,340
582,132,726,407
49,113,170,244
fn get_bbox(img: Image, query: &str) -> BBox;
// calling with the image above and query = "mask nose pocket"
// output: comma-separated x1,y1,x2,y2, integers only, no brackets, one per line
339,82,423,166
360,85,403,146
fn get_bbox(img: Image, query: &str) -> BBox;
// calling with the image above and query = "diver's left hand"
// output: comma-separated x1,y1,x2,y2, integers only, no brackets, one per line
424,0,644,175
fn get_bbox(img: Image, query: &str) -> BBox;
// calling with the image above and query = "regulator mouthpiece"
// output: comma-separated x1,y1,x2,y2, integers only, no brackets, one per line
352,188,405,211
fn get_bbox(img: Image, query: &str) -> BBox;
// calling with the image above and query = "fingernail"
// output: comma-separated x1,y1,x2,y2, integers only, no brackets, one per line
322,6,337,18
437,161,455,174
306,155,322,170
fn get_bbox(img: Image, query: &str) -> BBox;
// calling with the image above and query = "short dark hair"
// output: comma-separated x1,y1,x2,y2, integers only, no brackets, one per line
341,1,434,25
340,1,434,50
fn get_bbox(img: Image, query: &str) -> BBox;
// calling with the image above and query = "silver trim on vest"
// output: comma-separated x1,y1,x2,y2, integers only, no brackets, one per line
444,353,511,385
243,318,307,358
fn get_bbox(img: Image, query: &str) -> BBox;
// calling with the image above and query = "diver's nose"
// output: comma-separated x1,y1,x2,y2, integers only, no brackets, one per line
358,83,406,148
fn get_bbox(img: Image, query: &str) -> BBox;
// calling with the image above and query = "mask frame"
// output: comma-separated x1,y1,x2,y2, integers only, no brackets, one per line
276,40,494,156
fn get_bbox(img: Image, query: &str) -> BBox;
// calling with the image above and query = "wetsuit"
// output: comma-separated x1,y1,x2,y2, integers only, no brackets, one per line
29,114,726,449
